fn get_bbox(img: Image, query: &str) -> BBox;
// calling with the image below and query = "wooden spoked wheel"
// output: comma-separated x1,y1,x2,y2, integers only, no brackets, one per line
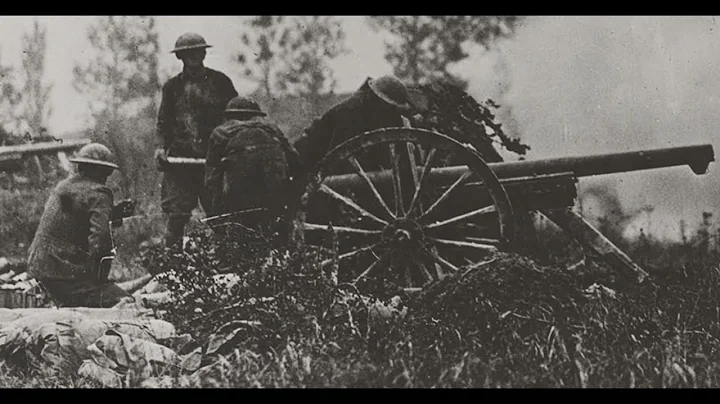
291,128,516,292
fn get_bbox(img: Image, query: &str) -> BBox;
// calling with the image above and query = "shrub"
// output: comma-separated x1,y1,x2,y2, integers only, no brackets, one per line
0,187,51,257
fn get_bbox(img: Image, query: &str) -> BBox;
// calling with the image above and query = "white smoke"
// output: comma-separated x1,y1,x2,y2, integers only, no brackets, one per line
458,16,720,242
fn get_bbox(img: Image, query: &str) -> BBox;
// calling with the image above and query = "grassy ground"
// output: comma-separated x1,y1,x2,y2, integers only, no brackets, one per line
21,222,720,388
3,183,720,388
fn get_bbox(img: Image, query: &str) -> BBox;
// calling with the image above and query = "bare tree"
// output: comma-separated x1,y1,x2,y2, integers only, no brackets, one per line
367,16,522,89
73,16,160,120
72,16,161,199
237,16,348,110
0,49,22,133
276,16,349,101
19,19,53,136
237,16,289,99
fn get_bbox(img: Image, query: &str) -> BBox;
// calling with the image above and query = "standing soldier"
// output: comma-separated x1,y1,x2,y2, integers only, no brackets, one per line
27,143,152,308
292,74,415,179
154,32,239,248
205,96,300,240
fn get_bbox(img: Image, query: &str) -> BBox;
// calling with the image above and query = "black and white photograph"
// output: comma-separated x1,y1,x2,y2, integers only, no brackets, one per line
0,15,718,388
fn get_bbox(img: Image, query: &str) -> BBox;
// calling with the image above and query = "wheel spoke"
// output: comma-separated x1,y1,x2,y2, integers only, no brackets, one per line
319,184,389,226
353,252,390,284
389,143,405,216
465,237,502,245
412,254,437,284
299,128,516,290
417,248,444,279
426,205,497,230
464,224,497,233
429,237,499,253
348,157,396,220
301,223,382,235
426,246,460,273
420,170,474,220
319,242,381,268
406,142,420,189
404,260,414,288
407,147,437,217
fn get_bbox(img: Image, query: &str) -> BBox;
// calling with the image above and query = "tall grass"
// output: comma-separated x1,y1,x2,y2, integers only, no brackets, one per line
3,177,720,387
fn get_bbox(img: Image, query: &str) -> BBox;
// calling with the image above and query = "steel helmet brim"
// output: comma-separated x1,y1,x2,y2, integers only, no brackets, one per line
171,44,213,54
225,108,267,116
68,157,119,169
368,78,414,111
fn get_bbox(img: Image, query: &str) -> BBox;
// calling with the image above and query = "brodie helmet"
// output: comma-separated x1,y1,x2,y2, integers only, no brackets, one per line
171,32,212,54
69,143,119,170
225,96,267,116
368,75,413,111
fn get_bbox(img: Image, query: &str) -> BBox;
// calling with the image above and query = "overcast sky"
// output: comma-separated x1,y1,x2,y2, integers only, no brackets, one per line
0,16,402,134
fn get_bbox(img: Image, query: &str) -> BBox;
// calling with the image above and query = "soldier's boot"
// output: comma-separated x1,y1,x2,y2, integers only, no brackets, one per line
165,213,191,250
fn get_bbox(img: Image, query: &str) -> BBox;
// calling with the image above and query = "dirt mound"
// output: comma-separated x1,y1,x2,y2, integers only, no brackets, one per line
413,253,588,329
151,229,617,359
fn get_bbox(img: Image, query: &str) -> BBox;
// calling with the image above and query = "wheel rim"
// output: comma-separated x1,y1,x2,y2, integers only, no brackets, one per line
290,127,516,291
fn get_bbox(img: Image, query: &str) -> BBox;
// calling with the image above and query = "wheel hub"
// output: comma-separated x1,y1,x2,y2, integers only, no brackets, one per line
382,218,425,247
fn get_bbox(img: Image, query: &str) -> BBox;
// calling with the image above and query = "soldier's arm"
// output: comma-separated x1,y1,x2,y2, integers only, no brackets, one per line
384,110,406,128
276,132,302,180
218,73,239,106
205,128,229,217
294,117,333,177
156,83,174,150
226,75,239,100
87,188,114,278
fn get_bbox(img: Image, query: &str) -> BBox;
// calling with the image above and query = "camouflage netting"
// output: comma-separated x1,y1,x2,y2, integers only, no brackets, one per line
407,79,530,162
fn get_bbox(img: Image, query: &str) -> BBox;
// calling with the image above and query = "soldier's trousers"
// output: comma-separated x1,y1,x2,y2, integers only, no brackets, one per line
161,165,212,247
39,278,130,308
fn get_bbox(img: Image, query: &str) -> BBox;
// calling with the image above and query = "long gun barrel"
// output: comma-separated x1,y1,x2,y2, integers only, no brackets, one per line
165,144,716,189
323,143,716,189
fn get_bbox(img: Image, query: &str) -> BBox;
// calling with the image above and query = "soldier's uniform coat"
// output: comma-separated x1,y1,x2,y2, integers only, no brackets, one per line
205,116,300,227
27,174,128,308
156,67,238,221
292,78,405,179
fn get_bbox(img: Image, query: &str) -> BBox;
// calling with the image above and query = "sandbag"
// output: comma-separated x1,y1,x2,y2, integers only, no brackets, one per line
4,307,155,321
0,310,88,369
2,310,88,334
133,278,168,296
85,330,181,382
78,359,124,388
0,308,24,323
0,314,176,376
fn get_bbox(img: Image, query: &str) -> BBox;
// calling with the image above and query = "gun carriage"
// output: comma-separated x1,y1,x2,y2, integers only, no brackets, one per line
167,127,716,292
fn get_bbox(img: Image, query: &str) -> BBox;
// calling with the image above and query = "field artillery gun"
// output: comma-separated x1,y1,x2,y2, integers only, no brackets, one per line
167,128,715,291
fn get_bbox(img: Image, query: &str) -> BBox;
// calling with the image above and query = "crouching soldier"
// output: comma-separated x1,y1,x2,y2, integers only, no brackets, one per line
205,96,300,242
27,143,154,308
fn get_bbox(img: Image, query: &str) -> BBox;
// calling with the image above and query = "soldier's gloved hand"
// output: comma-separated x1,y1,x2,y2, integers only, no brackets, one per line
154,148,169,171
114,199,136,219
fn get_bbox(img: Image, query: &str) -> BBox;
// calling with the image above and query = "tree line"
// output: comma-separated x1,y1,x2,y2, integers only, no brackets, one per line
0,16,522,206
